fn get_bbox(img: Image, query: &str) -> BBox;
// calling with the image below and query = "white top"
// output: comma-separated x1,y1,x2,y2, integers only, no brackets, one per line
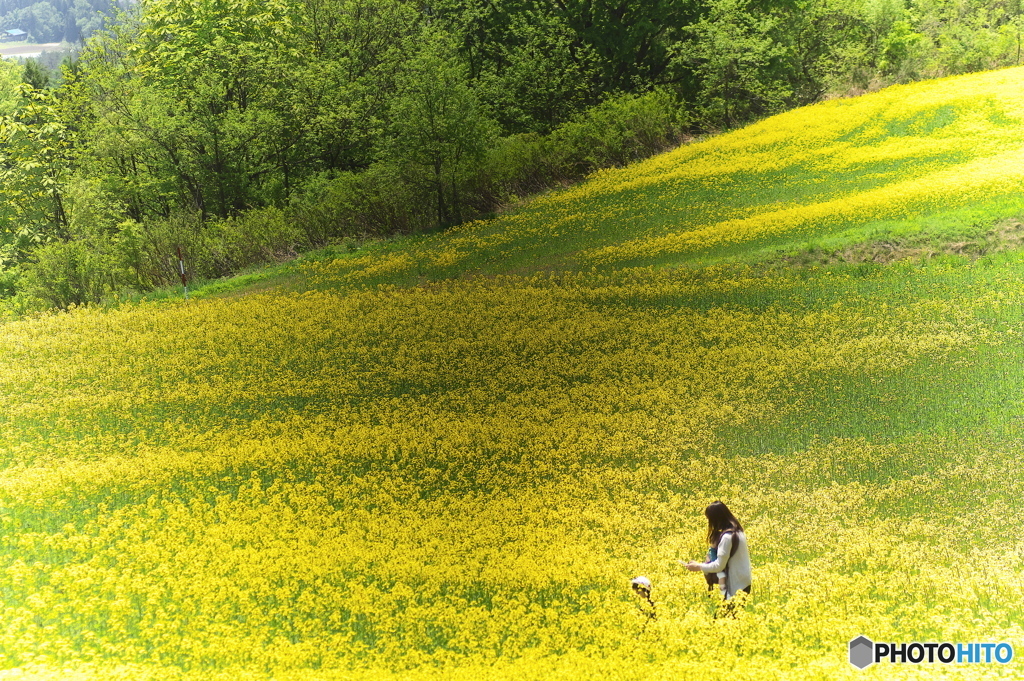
700,530,752,599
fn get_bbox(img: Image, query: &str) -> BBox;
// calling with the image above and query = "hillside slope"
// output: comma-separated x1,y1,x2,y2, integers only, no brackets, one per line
291,65,1024,291
0,69,1023,679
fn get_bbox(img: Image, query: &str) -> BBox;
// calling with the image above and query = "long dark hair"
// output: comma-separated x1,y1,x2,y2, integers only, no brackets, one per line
705,500,743,549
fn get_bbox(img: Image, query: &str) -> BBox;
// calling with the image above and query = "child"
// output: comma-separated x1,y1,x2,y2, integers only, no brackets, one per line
630,576,656,620
704,545,727,597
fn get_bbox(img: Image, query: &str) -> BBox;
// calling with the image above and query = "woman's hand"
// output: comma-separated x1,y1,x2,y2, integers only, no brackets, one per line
682,561,703,572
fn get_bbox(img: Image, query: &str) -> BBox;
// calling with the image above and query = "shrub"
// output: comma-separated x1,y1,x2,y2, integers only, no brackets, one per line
482,133,562,204
131,211,220,287
22,239,116,309
291,164,434,243
480,90,688,209
548,89,689,176
209,206,310,273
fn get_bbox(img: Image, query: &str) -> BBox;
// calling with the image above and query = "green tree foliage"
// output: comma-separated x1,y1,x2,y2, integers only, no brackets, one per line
289,0,419,171
430,0,702,133
0,83,71,260
73,0,308,219
21,57,49,88
465,10,602,134
382,35,497,227
674,0,791,127
547,0,701,91
0,58,23,116
672,0,875,126
7,1,62,41
69,0,417,221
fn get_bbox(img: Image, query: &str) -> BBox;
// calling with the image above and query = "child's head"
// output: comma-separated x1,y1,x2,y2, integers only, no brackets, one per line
631,575,652,598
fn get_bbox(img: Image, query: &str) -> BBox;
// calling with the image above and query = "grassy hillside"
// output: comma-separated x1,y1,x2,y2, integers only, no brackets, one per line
1,68,1024,679
285,66,1024,287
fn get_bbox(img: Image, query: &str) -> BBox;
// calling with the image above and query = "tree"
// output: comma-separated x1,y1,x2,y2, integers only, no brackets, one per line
0,83,72,257
69,0,421,222
674,0,791,128
290,0,420,173
383,34,497,228
22,1,64,41
22,58,50,89
430,0,703,134
429,0,602,133
545,0,703,92
0,59,23,117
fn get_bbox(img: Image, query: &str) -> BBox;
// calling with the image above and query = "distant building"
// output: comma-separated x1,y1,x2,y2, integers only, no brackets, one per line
2,29,27,42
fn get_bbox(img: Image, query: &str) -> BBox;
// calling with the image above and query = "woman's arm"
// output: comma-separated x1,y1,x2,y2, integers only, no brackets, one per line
684,533,732,573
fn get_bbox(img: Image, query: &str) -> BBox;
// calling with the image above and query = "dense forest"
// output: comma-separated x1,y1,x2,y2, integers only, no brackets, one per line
1,0,1023,310
0,0,122,43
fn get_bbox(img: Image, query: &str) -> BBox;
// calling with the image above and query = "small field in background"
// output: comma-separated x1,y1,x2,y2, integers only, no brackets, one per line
0,42,64,59
0,68,1024,679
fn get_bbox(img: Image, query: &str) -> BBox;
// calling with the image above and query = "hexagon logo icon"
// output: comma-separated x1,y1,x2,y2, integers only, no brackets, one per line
849,635,874,669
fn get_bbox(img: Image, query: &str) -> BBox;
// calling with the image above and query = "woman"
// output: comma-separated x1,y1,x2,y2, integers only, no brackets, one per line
683,501,752,601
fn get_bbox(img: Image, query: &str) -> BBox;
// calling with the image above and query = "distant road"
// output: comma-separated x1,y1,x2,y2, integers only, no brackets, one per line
0,43,63,57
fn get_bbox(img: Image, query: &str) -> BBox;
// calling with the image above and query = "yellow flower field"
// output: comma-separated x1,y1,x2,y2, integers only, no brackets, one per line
1,68,1024,679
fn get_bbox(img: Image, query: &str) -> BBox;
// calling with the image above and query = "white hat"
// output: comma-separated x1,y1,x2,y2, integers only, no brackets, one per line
631,576,652,589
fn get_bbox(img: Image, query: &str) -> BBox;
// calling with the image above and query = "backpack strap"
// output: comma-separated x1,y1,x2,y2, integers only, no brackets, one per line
722,530,740,558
